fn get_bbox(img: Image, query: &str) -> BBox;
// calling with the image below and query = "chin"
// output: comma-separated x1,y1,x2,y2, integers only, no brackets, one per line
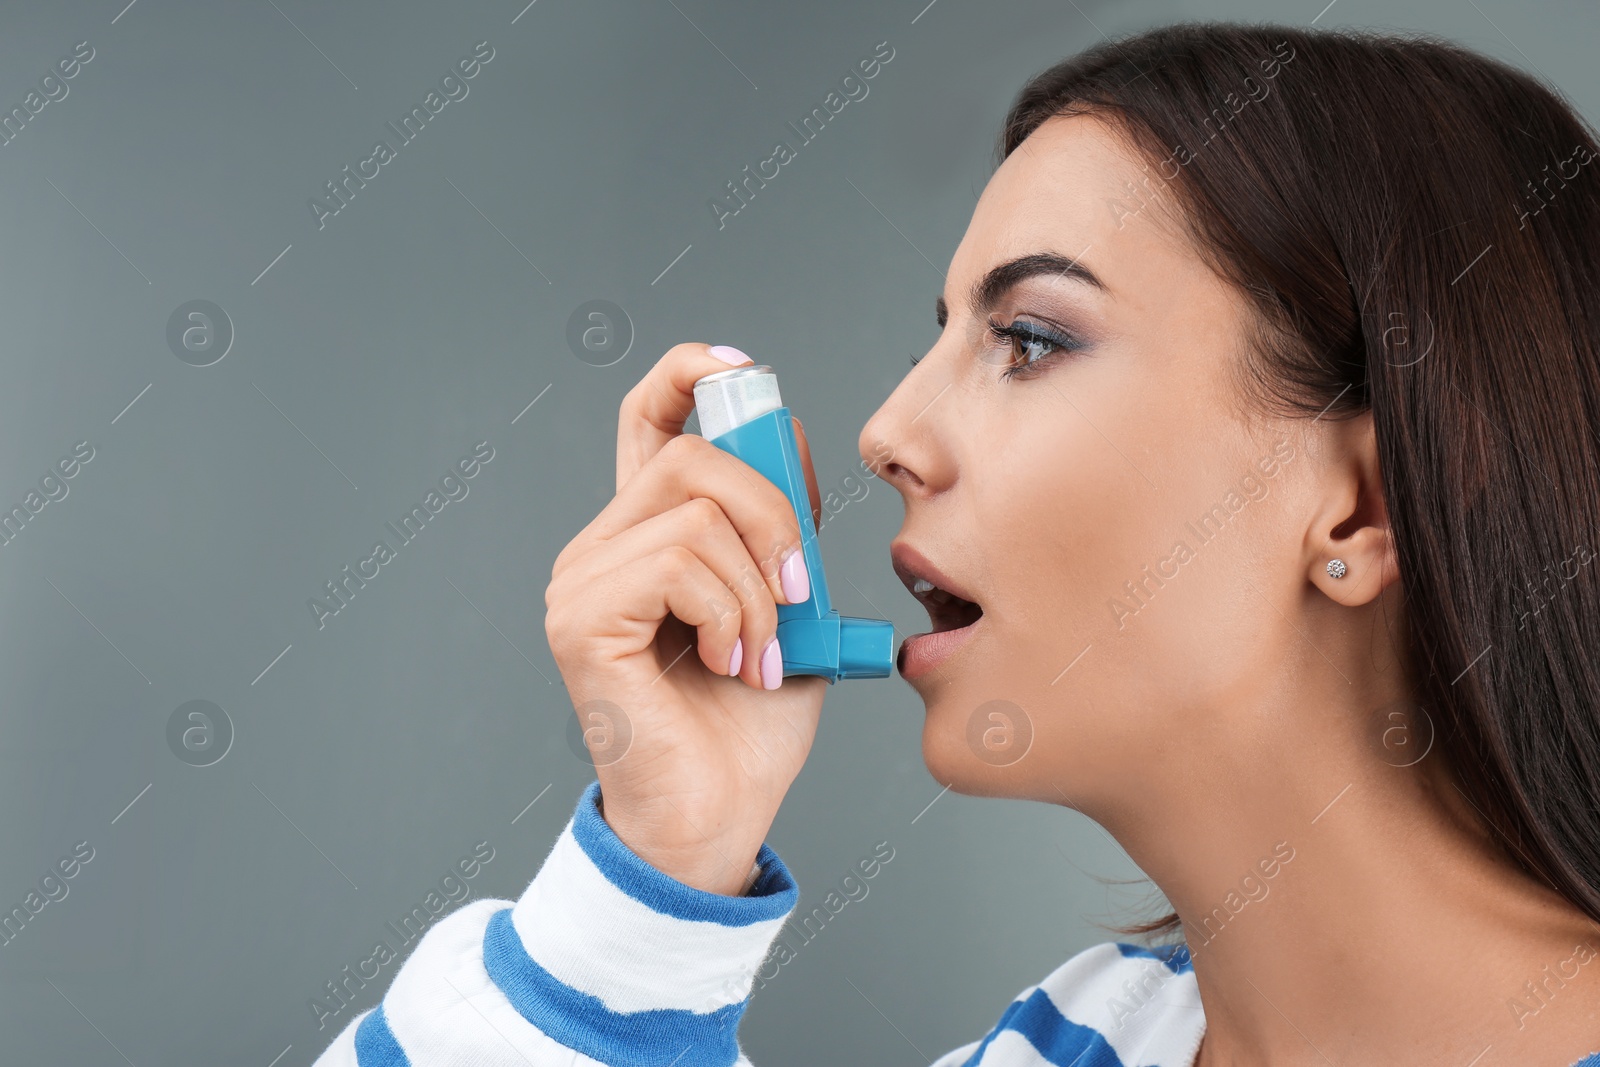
917,697,1038,801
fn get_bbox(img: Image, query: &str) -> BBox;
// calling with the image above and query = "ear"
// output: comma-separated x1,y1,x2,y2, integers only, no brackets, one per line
1307,411,1401,606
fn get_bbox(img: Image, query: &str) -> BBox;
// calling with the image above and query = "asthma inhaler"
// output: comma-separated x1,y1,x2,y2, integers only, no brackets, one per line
693,364,894,682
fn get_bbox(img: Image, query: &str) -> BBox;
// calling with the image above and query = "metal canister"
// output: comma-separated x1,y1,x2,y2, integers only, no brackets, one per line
693,364,783,442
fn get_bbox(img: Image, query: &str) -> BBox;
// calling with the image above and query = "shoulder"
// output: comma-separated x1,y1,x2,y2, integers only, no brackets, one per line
954,941,1205,1067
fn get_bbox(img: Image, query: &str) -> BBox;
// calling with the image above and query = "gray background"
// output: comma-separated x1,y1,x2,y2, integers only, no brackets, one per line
0,0,1591,1064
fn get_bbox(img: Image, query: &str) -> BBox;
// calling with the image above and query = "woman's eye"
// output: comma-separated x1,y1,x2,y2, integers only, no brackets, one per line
1012,333,1056,366
987,318,1079,379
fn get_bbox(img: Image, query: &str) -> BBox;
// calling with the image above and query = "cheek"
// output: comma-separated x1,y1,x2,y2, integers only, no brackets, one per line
921,364,1284,795
969,364,1166,671
1065,442,1292,776
917,381,1142,792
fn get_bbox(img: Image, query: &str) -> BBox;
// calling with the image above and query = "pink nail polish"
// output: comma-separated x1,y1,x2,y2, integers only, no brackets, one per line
709,345,752,366
760,636,782,689
780,548,810,603
728,637,743,677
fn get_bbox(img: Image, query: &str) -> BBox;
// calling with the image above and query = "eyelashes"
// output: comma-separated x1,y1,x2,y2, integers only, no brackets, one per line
907,316,1086,379
987,317,1083,380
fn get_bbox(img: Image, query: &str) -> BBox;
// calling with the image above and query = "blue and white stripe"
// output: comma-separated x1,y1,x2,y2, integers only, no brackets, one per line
314,780,1600,1067
315,781,795,1067
938,943,1202,1066
506,783,794,1017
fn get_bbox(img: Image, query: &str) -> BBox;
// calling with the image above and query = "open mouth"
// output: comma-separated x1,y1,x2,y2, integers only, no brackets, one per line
907,576,984,632
890,543,984,680
890,542,985,634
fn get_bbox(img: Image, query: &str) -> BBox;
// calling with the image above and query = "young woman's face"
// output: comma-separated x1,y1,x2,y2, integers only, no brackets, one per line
859,112,1320,815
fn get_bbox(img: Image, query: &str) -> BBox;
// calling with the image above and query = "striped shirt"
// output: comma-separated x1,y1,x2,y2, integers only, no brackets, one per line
313,781,1600,1067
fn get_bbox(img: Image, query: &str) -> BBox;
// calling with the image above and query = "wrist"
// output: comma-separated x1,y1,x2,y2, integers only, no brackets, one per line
598,794,773,896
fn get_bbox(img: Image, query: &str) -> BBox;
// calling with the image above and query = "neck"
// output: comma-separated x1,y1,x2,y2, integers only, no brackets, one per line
1101,677,1600,1066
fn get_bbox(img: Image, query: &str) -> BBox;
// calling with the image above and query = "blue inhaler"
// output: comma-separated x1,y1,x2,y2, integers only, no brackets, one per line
693,364,894,682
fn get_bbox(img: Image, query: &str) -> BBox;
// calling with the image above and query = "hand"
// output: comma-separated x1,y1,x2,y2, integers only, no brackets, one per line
544,344,829,895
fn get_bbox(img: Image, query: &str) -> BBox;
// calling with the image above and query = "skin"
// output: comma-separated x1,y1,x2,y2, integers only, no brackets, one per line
545,112,1600,1065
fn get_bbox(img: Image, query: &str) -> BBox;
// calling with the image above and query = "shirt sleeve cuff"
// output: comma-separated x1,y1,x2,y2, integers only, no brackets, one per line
488,780,798,1064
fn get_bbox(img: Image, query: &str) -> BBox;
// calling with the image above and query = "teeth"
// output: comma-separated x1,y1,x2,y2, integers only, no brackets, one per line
912,578,936,594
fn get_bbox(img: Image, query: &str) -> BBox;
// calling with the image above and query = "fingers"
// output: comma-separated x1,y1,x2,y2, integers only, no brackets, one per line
568,432,805,607
556,544,750,683
616,343,754,493
561,498,782,688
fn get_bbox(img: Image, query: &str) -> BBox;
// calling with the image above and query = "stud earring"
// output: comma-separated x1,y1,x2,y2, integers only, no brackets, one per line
1326,559,1348,579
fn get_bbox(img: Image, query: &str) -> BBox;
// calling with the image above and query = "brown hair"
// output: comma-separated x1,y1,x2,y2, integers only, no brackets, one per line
998,23,1600,942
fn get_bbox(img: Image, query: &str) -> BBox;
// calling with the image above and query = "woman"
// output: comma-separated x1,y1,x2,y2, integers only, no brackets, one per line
316,22,1600,1067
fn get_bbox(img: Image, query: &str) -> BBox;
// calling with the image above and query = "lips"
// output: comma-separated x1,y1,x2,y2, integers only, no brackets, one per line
890,542,984,680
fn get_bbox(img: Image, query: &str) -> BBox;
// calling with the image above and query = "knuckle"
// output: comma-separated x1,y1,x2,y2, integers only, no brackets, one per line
706,589,741,630
551,542,575,581
660,544,698,582
543,601,572,652
682,495,725,535
544,564,569,612
617,380,646,419
548,541,587,597
658,431,706,467
675,495,726,547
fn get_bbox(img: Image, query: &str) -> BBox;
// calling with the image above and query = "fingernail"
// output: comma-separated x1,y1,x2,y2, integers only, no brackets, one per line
760,636,782,690
728,637,743,677
780,547,810,603
709,345,752,366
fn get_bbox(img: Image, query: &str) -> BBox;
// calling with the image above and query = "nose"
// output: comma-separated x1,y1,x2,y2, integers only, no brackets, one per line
857,353,956,499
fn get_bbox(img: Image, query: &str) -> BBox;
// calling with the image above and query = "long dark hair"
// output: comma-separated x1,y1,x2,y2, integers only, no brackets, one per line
999,23,1600,941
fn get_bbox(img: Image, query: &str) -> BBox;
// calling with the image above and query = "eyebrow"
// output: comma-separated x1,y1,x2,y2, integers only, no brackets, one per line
935,250,1107,324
